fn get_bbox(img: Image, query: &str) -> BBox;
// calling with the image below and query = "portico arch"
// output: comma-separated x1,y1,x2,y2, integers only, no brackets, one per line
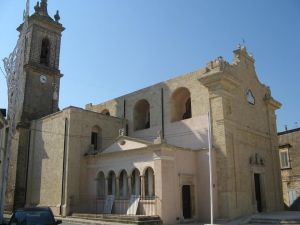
119,170,128,198
144,167,155,197
96,171,105,198
131,168,141,195
108,171,116,195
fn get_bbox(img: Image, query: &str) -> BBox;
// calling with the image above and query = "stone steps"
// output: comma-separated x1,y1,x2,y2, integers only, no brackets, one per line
244,218,300,225
71,213,162,225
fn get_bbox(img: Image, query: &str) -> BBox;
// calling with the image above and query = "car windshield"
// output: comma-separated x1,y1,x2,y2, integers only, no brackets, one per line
9,210,55,225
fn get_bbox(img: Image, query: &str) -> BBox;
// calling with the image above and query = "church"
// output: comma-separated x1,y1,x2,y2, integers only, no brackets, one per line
0,1,284,224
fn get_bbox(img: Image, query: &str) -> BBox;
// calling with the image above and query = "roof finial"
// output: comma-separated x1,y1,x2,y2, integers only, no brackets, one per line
34,1,40,13
40,0,48,16
54,10,60,22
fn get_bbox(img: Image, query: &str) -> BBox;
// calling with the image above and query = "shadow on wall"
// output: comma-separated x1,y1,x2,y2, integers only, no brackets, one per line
286,197,300,211
28,121,49,206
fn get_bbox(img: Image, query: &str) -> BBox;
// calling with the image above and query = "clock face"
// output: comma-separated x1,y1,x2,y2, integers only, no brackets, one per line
40,75,47,84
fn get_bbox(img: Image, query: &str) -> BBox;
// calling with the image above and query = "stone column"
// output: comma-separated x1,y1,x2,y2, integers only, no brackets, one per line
140,175,145,197
116,177,120,198
105,177,108,196
149,172,154,197
127,176,132,197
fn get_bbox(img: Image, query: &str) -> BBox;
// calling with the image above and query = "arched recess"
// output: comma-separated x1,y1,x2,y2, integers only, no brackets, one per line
144,167,155,197
40,38,50,66
171,87,192,122
119,170,128,198
97,171,105,198
91,125,102,150
131,168,141,195
101,109,110,116
133,99,150,131
108,171,116,195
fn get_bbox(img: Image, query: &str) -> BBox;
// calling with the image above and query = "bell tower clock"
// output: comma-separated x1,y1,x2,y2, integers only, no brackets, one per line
21,0,65,122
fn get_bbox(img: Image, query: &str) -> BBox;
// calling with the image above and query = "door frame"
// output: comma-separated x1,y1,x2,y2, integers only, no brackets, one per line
182,185,192,219
179,174,195,221
250,168,266,213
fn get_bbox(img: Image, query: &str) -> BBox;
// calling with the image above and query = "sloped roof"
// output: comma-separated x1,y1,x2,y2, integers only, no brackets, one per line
101,136,154,154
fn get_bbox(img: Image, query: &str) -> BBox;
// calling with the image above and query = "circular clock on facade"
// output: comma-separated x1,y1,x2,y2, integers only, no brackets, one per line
40,75,47,84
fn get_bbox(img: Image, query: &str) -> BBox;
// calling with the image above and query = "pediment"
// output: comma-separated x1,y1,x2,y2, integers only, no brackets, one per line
102,136,153,154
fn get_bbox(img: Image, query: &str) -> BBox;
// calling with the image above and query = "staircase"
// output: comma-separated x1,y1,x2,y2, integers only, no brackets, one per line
71,213,162,225
243,212,300,225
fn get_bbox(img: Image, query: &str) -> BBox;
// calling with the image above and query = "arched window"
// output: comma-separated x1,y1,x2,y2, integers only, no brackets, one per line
97,171,105,198
101,109,110,116
108,171,116,195
144,167,155,197
91,126,102,150
171,87,192,122
40,38,50,66
119,170,128,198
131,169,141,195
133,99,150,131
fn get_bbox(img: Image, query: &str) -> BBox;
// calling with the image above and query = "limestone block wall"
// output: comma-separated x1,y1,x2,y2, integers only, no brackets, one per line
26,106,124,215
4,130,20,211
199,48,282,219
26,110,66,215
86,68,210,149
22,68,59,120
278,128,300,210
65,107,124,215
26,18,64,70
0,125,8,209
224,51,282,216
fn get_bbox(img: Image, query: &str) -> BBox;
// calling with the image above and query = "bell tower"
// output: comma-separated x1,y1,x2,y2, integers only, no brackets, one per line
21,0,64,122
5,0,65,210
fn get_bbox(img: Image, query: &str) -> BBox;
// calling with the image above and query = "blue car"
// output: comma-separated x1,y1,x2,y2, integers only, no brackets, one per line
5,207,62,225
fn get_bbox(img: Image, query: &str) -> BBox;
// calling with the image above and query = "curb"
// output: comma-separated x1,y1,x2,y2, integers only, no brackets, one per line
55,216,134,225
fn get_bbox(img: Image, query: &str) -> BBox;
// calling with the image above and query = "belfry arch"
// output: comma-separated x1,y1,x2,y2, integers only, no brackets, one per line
133,99,150,131
171,87,192,122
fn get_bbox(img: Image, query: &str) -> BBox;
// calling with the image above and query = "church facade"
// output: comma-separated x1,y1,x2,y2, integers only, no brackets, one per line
1,1,283,224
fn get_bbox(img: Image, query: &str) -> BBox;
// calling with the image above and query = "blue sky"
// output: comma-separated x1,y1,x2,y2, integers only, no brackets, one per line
0,0,299,132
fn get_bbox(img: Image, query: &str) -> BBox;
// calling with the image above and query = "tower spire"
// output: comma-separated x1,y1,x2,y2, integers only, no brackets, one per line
25,0,30,17
23,0,30,21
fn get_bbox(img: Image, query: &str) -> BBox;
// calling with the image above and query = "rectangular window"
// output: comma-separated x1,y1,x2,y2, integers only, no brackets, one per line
279,148,290,169
91,132,98,150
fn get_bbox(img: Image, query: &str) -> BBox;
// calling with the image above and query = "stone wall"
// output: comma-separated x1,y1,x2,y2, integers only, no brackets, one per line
25,107,124,215
278,128,300,210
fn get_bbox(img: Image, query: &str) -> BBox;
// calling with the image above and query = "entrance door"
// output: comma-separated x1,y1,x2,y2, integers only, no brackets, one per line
182,185,192,219
254,173,262,212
